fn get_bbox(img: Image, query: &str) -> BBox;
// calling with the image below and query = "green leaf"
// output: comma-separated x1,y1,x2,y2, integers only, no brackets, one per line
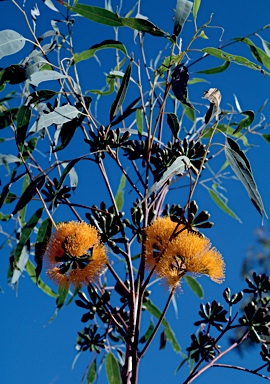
198,30,208,39
144,299,181,353
0,154,20,165
202,47,269,74
257,34,270,56
57,158,81,191
106,353,122,384
122,18,165,37
183,104,195,122
110,62,132,121
0,29,26,59
202,124,249,146
35,217,52,277
234,37,270,70
27,90,57,105
173,0,193,36
25,260,57,298
73,40,127,63
167,113,180,138
136,108,143,134
208,188,241,222
12,175,46,215
0,212,10,221
233,110,255,134
56,285,69,309
139,320,155,343
196,60,230,75
29,70,68,87
185,275,203,298
16,105,31,151
193,0,201,23
54,118,78,152
70,4,124,27
87,359,97,383
11,246,29,284
115,174,126,211
225,137,266,217
262,133,270,143
0,108,19,129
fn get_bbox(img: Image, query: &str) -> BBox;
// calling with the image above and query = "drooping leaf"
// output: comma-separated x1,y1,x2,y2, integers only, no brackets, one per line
73,40,127,63
62,162,78,189
0,108,19,129
139,320,155,344
136,108,143,134
87,359,97,383
53,118,79,151
11,246,29,284
257,34,270,57
31,105,80,132
25,260,57,297
233,110,255,134
262,133,270,143
167,113,180,139
70,4,124,26
115,174,126,211
43,0,59,12
171,64,194,109
58,157,82,191
35,217,52,277
144,299,181,353
225,137,266,217
16,105,31,151
0,65,27,86
185,275,203,298
234,37,270,70
208,188,241,222
173,0,193,36
202,47,269,74
110,62,132,121
0,154,20,165
0,29,26,58
110,95,141,127
29,70,68,86
106,353,122,384
122,17,165,37
27,89,58,105
12,175,46,215
196,60,230,75
56,285,70,309
24,260,57,296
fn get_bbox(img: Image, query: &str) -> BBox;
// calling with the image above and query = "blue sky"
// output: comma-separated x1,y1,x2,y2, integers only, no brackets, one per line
1,1,270,383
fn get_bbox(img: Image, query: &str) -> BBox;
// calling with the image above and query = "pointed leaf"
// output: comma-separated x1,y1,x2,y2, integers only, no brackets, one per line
122,18,165,37
139,320,155,343
29,70,68,86
115,174,126,211
11,246,29,284
16,105,31,150
56,285,69,309
144,299,181,353
208,188,241,222
167,113,180,139
31,105,80,132
193,0,201,23
73,40,127,63
0,108,19,129
87,359,97,383
58,158,81,191
174,0,193,36
53,118,78,151
110,62,132,121
0,30,25,58
136,108,143,134
35,217,52,277
185,275,203,298
202,47,269,74
233,110,254,134
25,260,57,297
12,175,46,215
171,64,195,109
196,60,230,75
225,137,266,217
234,37,270,70
27,90,57,105
106,353,121,384
70,4,124,27
0,154,20,165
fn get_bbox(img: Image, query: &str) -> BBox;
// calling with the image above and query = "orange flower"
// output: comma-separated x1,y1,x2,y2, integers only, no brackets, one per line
45,221,107,287
144,217,225,288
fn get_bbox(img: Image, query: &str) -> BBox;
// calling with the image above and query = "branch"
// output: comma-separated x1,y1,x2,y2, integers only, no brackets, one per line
212,363,270,381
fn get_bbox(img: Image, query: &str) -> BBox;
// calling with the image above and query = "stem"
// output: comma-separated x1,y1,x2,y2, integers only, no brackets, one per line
212,363,270,380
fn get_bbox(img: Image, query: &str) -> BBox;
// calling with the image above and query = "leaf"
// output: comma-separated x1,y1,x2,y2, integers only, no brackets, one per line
148,155,190,197
136,108,143,134
225,137,266,217
110,62,132,121
262,133,270,143
193,0,201,23
196,60,230,75
0,154,20,165
27,90,57,105
115,174,126,211
257,34,270,57
25,260,57,298
144,299,181,353
234,37,270,70
0,30,25,58
73,40,127,63
16,105,31,151
53,118,79,151
12,175,46,215
106,353,122,384
171,64,194,109
202,47,269,74
167,113,180,139
87,359,97,383
11,246,29,284
35,217,52,277
56,285,69,309
0,108,19,129
233,110,255,134
122,17,165,37
60,160,79,189
185,275,203,298
31,105,80,132
208,188,241,222
174,0,193,36
70,4,124,27
29,70,68,86
43,0,59,12
139,320,155,343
